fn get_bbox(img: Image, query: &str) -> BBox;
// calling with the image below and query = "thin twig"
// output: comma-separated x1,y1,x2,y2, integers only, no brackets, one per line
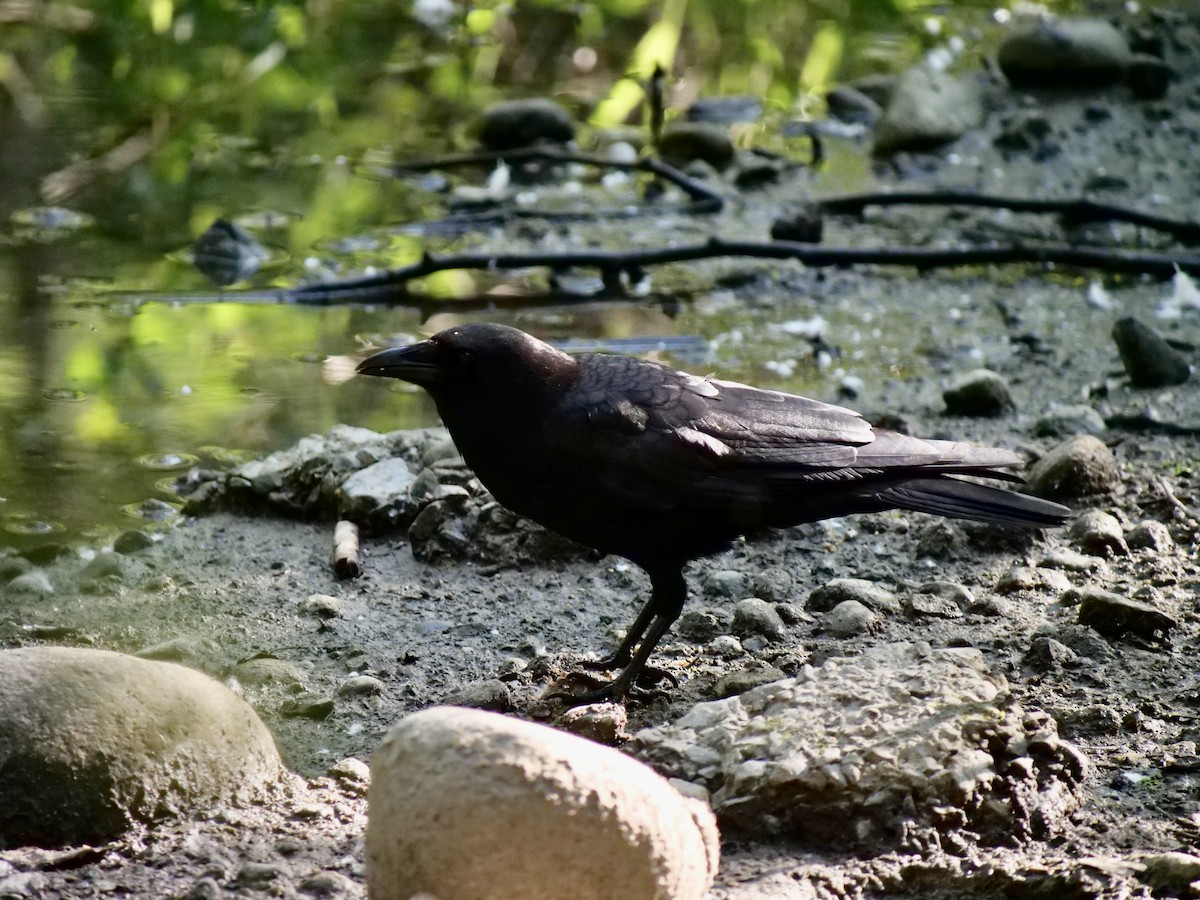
1155,477,1198,521
819,190,1200,245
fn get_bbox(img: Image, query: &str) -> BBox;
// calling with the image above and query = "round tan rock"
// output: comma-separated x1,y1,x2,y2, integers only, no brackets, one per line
366,706,719,900
0,647,285,848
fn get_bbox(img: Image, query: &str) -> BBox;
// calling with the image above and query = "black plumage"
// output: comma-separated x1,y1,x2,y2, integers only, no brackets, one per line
357,323,1069,700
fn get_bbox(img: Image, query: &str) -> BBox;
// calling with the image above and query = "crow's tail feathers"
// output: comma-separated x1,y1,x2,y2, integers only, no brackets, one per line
878,477,1070,528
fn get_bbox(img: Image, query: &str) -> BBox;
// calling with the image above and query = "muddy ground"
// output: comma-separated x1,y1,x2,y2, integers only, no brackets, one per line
3,7,1200,899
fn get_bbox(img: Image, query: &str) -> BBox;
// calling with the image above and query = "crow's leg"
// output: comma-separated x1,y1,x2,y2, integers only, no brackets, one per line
580,581,659,671
553,566,686,704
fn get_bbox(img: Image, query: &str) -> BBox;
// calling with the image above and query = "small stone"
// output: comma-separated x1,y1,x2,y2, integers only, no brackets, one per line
994,109,1055,155
1070,509,1128,557
1112,317,1190,387
446,679,512,712
704,569,749,600
7,570,53,596
942,369,1013,417
1077,589,1176,640
329,757,371,794
1025,435,1119,500
366,707,718,900
678,608,732,642
873,65,983,155
236,862,289,887
823,600,879,638
555,703,630,745
1036,548,1106,573
233,657,308,686
280,695,335,720
905,585,966,619
713,661,787,699
477,98,574,151
113,529,155,554
706,635,744,659
750,567,796,602
657,122,735,170
299,870,356,897
770,205,824,244
1126,519,1173,551
808,578,900,614
1033,405,1107,438
686,95,762,125
995,566,1072,595
825,85,882,125
1126,54,1173,101
0,555,33,582
731,598,786,642
997,18,1130,90
337,675,385,697
1024,637,1079,672
300,594,344,619
913,519,968,559
135,636,219,663
81,552,125,584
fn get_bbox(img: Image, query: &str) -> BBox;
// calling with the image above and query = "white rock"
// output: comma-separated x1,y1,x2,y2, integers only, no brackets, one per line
367,706,719,900
0,647,285,847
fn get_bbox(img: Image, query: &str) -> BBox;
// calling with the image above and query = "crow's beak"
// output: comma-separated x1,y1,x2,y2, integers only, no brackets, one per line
356,340,443,385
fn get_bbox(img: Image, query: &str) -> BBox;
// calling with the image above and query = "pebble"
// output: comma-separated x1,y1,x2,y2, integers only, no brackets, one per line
0,555,33,582
706,635,745,659
823,600,879,637
750,566,796,602
233,657,309,686
731,598,786,642
279,695,335,721
1126,54,1173,101
300,594,344,619
808,577,900,614
1023,637,1079,672
825,85,882,125
678,608,731,642
1033,404,1107,438
1076,589,1176,641
905,583,966,619
1127,519,1173,551
713,662,786,699
942,368,1014,417
1024,435,1119,500
686,95,762,124
0,647,284,847
477,98,575,151
704,569,749,600
1036,548,1106,573
446,679,512,712
1112,317,1190,388
1070,509,1129,556
997,18,1130,90
366,707,719,900
236,862,289,887
337,457,419,530
337,674,385,697
7,570,53,596
328,757,371,794
298,870,356,897
657,122,735,170
872,65,983,156
80,552,125,584
554,702,630,745
113,529,155,554
995,566,1072,595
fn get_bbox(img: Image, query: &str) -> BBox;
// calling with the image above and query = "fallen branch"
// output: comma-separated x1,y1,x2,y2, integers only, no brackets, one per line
819,191,1200,245
285,237,1200,305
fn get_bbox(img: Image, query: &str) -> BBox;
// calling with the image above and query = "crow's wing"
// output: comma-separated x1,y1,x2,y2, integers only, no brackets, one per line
547,355,1023,513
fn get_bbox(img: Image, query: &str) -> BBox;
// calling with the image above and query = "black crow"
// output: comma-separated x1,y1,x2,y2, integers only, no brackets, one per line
357,323,1069,701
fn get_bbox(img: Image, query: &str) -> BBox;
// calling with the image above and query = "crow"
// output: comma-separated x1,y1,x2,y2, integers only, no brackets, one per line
357,323,1070,701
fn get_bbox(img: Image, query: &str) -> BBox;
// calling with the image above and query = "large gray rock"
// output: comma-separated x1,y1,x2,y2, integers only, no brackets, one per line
873,66,983,156
477,98,575,151
1025,435,1119,500
632,642,1087,845
367,707,719,900
998,18,1130,89
0,647,285,848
